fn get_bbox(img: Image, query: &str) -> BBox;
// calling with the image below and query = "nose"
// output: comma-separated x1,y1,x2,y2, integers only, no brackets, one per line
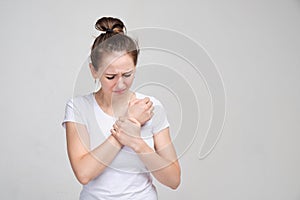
115,76,126,90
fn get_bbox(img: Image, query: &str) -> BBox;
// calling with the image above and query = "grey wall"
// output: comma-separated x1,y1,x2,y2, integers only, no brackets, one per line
0,0,299,199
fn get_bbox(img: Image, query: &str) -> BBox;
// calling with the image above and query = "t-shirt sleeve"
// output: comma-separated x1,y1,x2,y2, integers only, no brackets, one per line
151,98,170,134
61,98,86,129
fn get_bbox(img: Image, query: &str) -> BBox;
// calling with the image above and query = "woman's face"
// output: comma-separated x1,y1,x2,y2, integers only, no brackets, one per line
99,52,135,96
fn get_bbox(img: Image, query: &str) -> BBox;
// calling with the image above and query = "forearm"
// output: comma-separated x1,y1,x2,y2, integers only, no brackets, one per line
133,140,181,189
74,135,122,184
111,116,180,188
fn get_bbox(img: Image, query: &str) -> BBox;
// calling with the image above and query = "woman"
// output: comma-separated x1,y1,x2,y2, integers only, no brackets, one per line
62,17,180,200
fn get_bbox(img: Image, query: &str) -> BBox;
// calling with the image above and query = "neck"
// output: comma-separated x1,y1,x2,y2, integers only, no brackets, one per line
95,89,134,117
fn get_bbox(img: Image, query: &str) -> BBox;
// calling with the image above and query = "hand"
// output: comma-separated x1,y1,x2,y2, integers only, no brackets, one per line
127,97,154,126
110,117,143,150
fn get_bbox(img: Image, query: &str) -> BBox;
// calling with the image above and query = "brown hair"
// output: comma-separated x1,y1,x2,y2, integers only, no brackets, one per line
90,17,139,71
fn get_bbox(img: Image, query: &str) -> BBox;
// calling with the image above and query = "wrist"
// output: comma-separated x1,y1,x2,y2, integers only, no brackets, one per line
108,134,123,149
128,117,141,127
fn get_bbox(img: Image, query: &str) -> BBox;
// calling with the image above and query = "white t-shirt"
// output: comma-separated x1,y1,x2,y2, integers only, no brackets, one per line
62,92,169,200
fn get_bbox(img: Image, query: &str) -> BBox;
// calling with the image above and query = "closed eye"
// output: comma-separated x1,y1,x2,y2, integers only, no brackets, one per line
123,73,132,78
106,76,115,80
105,69,134,80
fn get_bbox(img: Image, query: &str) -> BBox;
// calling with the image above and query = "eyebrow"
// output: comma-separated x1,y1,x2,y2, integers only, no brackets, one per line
105,69,134,76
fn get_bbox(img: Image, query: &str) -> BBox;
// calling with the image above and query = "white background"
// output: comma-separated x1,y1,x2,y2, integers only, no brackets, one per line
0,0,300,199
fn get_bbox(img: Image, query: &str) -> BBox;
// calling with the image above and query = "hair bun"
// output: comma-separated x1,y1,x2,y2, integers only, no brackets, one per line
95,17,125,34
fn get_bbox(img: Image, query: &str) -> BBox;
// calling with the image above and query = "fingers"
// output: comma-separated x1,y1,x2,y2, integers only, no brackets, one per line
142,97,150,104
131,98,150,105
115,117,131,131
130,97,152,108
129,98,139,106
140,98,153,110
112,123,119,132
149,106,154,118
146,100,153,109
146,102,154,118
110,127,118,140
110,128,116,135
150,111,154,118
149,105,154,113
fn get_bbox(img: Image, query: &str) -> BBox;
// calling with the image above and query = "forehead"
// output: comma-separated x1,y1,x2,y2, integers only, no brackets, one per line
103,52,135,73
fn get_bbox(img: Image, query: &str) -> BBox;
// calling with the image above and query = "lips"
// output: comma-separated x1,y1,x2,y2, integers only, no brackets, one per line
113,89,126,94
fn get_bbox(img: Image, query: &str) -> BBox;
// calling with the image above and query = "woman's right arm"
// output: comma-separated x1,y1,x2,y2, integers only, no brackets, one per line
65,121,122,185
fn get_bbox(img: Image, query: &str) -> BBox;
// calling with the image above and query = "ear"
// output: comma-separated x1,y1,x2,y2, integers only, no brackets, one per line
89,63,98,79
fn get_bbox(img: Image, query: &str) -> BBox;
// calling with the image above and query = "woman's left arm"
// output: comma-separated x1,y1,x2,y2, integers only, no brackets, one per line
135,127,181,189
112,119,181,189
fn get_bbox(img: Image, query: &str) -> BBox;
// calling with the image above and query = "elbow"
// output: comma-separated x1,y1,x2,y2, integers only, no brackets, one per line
78,177,90,185
169,171,181,190
72,162,106,185
76,172,92,185
170,177,181,190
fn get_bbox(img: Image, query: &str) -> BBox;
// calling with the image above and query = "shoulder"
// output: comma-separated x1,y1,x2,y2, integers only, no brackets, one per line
66,93,93,103
65,93,94,109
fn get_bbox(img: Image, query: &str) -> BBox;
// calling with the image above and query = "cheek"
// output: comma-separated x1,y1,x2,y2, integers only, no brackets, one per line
101,79,117,89
125,78,133,85
125,76,135,85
